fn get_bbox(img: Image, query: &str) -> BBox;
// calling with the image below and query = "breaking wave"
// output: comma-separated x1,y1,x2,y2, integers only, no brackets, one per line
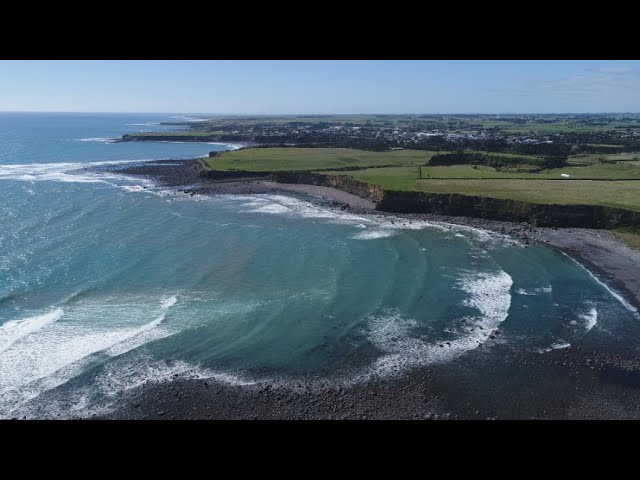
360,269,513,380
0,160,135,184
75,137,115,143
580,307,598,332
233,194,517,247
0,308,63,354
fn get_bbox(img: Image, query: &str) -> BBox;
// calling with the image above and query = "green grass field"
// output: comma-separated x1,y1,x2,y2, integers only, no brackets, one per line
612,228,640,251
413,162,640,180
419,180,640,211
569,152,640,165
204,148,438,171
338,172,640,210
208,148,640,179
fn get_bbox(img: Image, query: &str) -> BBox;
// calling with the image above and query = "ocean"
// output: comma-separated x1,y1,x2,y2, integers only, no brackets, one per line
0,112,637,419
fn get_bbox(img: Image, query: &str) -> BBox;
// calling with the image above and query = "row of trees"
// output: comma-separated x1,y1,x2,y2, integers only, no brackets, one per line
429,152,567,170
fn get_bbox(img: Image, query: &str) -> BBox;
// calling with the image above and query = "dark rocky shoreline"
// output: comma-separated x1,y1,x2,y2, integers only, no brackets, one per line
92,159,640,420
100,339,640,420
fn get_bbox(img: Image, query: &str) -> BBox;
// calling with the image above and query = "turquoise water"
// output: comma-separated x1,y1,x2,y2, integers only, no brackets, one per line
0,113,638,418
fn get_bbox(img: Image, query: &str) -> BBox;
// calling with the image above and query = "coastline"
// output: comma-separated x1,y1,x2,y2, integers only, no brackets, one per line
183,168,640,311
100,343,640,420
268,181,640,311
90,159,640,420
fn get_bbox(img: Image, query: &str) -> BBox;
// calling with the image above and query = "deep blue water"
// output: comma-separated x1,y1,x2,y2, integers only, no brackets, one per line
0,112,638,418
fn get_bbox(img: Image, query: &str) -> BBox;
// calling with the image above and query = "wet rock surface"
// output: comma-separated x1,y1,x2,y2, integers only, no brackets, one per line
97,344,640,420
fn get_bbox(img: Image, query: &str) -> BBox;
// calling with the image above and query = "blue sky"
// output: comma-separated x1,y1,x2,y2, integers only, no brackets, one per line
0,60,639,114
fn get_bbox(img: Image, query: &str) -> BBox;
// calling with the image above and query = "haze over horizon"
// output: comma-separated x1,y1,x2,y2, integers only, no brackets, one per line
1,60,639,114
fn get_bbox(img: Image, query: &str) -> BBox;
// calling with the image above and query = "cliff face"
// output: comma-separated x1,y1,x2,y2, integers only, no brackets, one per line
199,169,271,180
376,191,640,229
198,168,640,229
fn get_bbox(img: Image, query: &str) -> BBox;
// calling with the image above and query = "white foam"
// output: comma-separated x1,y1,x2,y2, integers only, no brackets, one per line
146,187,211,202
231,194,521,249
516,286,551,296
2,357,206,419
160,295,178,309
207,142,244,150
14,354,262,419
516,288,536,296
170,116,210,122
562,252,638,317
0,160,137,184
105,315,169,357
550,340,571,350
75,137,115,143
362,269,513,379
93,358,216,400
580,307,598,332
0,308,63,354
0,295,182,418
0,312,169,396
120,185,146,193
459,270,513,336
351,230,396,240
236,194,417,226
251,204,292,214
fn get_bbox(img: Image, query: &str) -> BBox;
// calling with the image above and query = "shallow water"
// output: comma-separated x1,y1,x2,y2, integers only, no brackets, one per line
0,113,638,418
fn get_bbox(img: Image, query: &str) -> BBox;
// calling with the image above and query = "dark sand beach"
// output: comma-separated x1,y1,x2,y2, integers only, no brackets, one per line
95,160,640,420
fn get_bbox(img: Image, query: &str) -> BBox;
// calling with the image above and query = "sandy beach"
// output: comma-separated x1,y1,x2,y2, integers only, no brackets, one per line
262,181,377,210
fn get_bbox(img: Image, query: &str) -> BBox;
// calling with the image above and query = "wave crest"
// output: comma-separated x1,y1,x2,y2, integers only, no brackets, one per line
0,308,63,354
362,269,513,380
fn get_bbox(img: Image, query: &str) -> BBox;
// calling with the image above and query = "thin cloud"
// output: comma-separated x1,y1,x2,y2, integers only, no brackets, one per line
537,74,639,95
497,69,640,100
592,66,634,74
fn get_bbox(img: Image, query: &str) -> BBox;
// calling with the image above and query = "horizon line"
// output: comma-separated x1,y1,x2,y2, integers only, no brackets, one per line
1,110,639,116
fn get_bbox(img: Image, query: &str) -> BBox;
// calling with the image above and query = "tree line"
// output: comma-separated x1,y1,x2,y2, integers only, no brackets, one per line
429,152,567,171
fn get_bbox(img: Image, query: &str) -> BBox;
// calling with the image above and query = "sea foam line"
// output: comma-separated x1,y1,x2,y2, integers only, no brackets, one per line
0,290,187,416
105,314,169,357
74,137,115,143
551,341,571,350
233,194,517,247
0,307,172,410
0,160,139,184
8,355,258,419
0,308,63,354
562,252,638,316
515,286,552,296
359,269,513,381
